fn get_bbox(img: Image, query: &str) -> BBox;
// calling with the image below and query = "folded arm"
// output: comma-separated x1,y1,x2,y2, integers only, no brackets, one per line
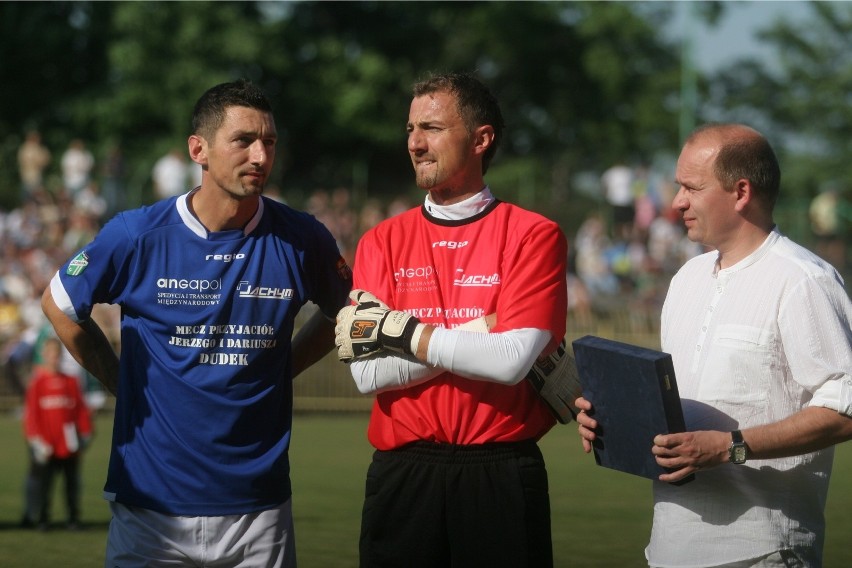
349,326,550,394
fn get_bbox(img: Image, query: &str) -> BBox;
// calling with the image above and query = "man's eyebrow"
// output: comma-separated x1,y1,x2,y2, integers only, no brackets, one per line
408,119,441,129
232,129,277,140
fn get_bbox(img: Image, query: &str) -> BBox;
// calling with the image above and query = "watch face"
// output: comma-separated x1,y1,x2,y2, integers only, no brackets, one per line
732,445,747,464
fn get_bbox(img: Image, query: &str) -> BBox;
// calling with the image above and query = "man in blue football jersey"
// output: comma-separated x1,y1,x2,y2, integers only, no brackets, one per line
42,80,352,567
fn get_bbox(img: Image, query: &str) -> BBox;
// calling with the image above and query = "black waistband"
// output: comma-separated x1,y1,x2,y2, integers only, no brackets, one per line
379,439,541,465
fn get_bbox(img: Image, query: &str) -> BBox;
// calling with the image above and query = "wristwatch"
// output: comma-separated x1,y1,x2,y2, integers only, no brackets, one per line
729,430,748,464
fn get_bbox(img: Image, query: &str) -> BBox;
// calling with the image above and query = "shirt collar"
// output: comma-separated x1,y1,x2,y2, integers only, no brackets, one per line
714,226,780,277
177,188,265,238
423,186,494,221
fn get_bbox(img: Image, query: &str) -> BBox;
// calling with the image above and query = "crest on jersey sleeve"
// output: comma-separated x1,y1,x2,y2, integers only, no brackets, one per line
336,256,353,281
66,251,89,276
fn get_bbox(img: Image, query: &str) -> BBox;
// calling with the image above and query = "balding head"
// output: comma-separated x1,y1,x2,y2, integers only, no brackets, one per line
686,123,781,211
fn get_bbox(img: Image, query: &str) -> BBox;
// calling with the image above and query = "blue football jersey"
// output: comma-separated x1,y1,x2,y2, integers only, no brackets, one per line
50,193,352,515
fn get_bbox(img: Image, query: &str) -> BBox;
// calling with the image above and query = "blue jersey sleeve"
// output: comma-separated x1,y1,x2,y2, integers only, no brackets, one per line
305,219,352,319
55,212,136,321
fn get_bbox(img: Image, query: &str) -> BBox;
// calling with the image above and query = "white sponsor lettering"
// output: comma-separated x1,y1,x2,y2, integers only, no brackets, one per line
443,307,486,319
199,353,250,366
453,271,501,287
406,307,442,318
394,266,434,280
237,281,293,300
175,325,206,334
157,278,222,291
432,240,469,249
205,253,246,262
39,395,75,410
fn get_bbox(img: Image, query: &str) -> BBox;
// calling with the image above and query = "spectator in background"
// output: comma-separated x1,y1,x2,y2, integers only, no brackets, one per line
631,163,659,240
357,198,385,237
73,181,108,221
809,186,846,271
100,142,127,217
21,336,93,530
601,160,634,240
386,196,411,217
17,130,51,202
151,147,190,199
60,139,95,197
574,212,619,305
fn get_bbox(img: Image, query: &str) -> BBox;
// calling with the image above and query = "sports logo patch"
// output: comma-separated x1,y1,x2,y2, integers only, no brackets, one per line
336,256,353,281
350,320,377,339
66,251,89,276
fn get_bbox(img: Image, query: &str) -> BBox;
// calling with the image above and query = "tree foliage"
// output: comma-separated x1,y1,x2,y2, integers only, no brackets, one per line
707,2,852,200
1,1,688,219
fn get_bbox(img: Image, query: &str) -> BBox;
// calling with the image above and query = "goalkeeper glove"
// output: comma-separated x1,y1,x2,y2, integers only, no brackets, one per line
335,290,425,362
525,339,583,424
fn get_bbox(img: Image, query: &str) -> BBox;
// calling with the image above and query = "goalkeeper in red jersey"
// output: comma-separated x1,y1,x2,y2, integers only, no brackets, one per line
335,72,577,568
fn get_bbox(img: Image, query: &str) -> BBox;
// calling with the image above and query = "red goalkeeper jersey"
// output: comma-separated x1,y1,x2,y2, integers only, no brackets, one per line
354,200,568,449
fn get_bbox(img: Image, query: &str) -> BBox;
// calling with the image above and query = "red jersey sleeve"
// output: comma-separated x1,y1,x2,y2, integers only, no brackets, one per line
493,218,568,352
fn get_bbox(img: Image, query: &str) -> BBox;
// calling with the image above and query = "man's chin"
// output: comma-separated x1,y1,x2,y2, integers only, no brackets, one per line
415,174,438,190
241,183,265,196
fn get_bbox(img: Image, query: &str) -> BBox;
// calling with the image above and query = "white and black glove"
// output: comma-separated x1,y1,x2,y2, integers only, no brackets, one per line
525,339,583,424
335,290,425,362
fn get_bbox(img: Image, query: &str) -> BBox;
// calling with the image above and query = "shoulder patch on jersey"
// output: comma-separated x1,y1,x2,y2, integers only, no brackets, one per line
336,256,353,281
66,251,89,276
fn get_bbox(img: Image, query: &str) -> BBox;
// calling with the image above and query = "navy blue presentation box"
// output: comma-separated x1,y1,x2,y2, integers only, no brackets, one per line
572,335,692,483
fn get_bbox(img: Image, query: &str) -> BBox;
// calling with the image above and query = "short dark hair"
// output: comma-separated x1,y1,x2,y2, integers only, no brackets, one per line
689,123,781,210
192,79,272,140
413,72,504,174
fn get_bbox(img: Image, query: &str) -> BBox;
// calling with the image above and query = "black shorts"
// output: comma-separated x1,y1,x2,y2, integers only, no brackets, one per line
359,440,553,568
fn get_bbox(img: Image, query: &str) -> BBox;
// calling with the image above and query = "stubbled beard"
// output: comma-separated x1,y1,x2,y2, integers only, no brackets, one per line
415,165,439,189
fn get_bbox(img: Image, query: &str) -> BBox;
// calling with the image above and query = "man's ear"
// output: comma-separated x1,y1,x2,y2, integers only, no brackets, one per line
188,134,207,167
733,178,752,212
471,124,495,157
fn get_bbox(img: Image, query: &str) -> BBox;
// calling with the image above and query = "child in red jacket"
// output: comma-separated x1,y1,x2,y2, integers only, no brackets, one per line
21,337,92,530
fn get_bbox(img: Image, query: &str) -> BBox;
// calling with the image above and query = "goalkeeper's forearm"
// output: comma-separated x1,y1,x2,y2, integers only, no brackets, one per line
350,355,444,394
424,327,550,384
350,327,549,392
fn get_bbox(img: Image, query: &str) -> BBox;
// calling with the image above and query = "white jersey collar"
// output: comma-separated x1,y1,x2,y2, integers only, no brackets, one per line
177,188,265,238
424,186,494,221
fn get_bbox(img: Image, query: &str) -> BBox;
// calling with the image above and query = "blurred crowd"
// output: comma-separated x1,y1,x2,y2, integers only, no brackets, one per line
567,162,705,325
0,131,421,406
2,131,119,409
5,133,844,406
0,132,706,405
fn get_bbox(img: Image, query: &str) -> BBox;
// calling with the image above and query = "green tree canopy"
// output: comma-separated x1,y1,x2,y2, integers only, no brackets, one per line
708,2,852,200
1,1,686,220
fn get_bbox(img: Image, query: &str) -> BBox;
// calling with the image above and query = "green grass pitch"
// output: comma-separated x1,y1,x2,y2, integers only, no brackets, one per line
2,412,852,567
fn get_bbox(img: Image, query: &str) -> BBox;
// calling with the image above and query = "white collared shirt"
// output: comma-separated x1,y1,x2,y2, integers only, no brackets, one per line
649,228,852,567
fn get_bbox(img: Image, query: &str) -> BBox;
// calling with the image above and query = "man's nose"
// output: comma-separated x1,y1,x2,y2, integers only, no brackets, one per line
672,186,688,210
250,140,269,165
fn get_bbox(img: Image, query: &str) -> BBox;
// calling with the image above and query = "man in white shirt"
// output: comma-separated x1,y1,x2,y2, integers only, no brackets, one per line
151,148,191,199
576,123,852,567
